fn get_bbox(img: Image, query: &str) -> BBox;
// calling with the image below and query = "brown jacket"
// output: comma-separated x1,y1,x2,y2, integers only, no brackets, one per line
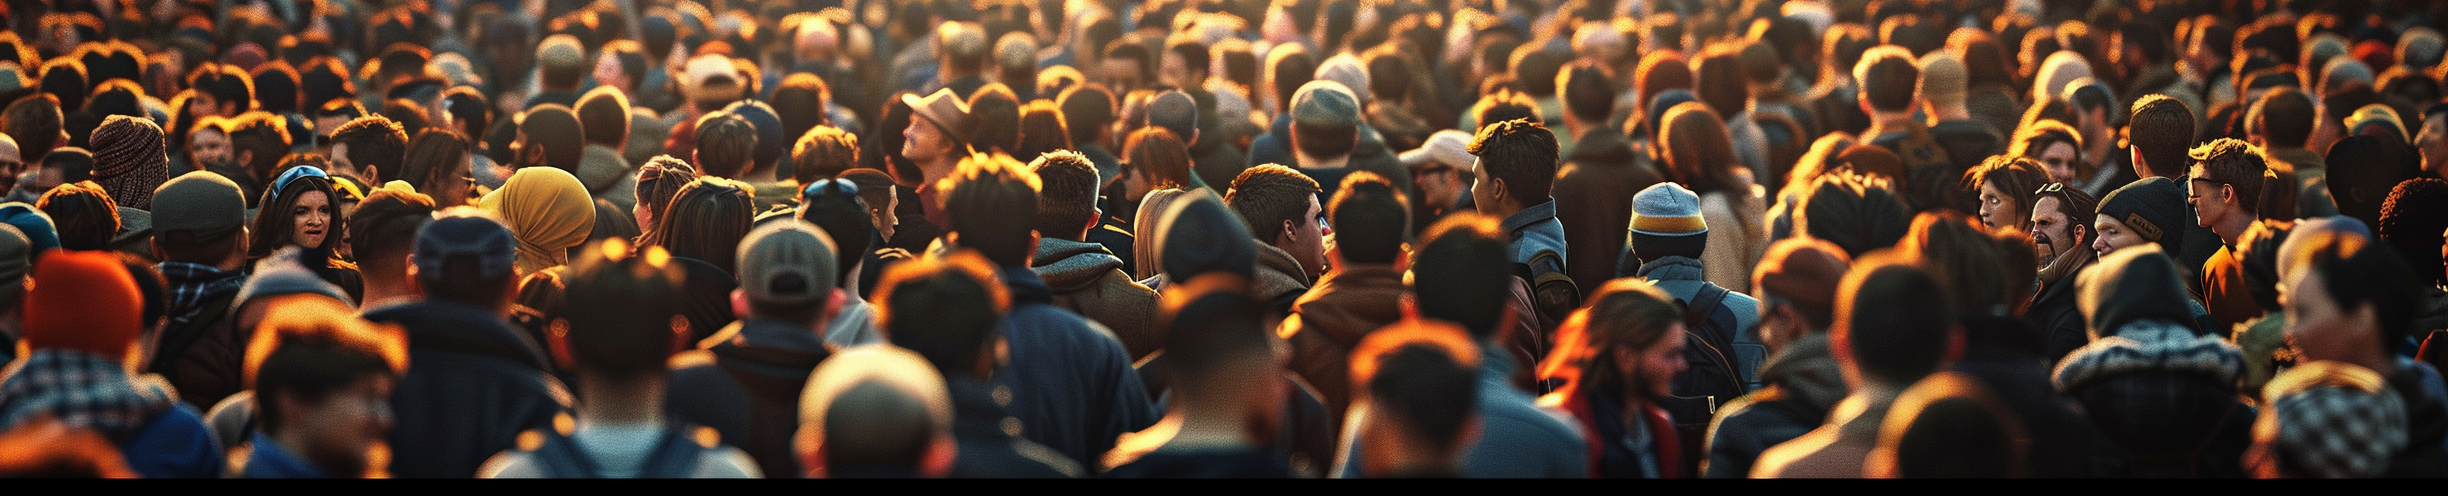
1253,243,1315,315
1553,127,1664,292
1278,264,1409,421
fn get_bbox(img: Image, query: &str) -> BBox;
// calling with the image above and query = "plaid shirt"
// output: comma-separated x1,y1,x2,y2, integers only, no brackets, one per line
0,349,177,439
155,262,247,324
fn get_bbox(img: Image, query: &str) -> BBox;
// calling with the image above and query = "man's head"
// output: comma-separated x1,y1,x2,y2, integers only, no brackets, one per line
901,89,975,176
1573,278,1689,401
1752,237,1853,349
21,250,143,361
2254,88,2317,149
965,84,1022,155
2186,138,2268,240
36,181,117,251
791,126,859,185
938,22,990,77
411,208,519,311
2419,104,2448,178
1029,150,1100,242
940,152,1041,269
1855,45,1921,114
1226,164,1324,278
1411,213,1512,340
1289,81,1362,163
879,250,1009,379
328,116,407,185
2094,177,2188,257
1102,37,1154,93
149,171,249,266
226,112,294,185
1058,84,1116,147
794,345,955,478
347,189,434,289
1797,173,1913,258
1557,62,1617,131
2128,95,2196,179
692,112,758,179
1146,91,1199,146
797,178,875,288
2030,182,2099,267
1627,181,1709,263
1351,319,1481,477
1163,285,1283,440
1833,255,1958,389
1468,118,1559,217
1328,172,1408,268
1161,36,1210,89
555,239,688,380
736,221,842,326
243,297,406,478
575,87,632,150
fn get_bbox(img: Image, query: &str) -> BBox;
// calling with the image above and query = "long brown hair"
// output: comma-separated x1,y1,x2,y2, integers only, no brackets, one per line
638,176,755,276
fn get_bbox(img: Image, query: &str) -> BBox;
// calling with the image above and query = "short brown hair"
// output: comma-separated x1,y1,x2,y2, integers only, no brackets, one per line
1123,127,1191,190
1226,164,1320,246
939,153,1042,268
693,112,758,178
1329,172,1408,265
1469,118,1559,202
2254,88,2316,148
2188,138,2266,216
36,181,119,251
878,249,1009,377
790,126,859,184
331,116,409,183
2127,95,2195,176
1029,150,1100,241
1856,45,1920,113
574,86,632,148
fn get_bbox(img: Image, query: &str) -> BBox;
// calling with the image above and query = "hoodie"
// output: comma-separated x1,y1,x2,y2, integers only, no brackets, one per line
2077,246,2211,340
1701,334,1843,478
1030,238,1161,360
667,317,835,478
1252,243,1315,314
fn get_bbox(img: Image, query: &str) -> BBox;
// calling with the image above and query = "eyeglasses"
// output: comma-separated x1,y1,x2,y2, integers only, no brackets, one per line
2033,182,2068,196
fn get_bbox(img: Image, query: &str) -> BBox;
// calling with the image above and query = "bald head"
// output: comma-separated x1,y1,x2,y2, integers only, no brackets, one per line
797,346,954,478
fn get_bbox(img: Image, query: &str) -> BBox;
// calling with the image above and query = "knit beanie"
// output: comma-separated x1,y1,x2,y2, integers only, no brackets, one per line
2075,244,2202,339
21,250,142,360
1629,182,1707,236
1753,237,1852,313
0,203,60,258
87,115,167,211
1159,193,1257,282
0,224,27,285
2097,177,2188,254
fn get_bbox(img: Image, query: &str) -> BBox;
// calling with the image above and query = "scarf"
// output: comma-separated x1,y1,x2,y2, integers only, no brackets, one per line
482,167,596,274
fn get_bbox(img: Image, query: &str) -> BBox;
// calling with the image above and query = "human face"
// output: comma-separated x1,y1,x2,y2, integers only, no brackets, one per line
292,190,333,250
1122,164,1151,203
875,188,901,241
292,375,395,477
1414,165,1462,211
1102,59,1144,93
2186,169,2232,230
1469,157,1501,214
1289,194,1328,278
190,93,225,119
1617,324,1688,400
188,129,232,170
1159,52,1196,89
2038,142,2080,183
902,117,950,168
2092,214,2145,258
2030,196,2077,265
2422,116,2448,179
1977,180,2020,230
2282,267,2372,367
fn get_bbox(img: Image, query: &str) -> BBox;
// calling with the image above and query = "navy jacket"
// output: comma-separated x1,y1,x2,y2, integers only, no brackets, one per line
368,300,571,478
995,267,1160,469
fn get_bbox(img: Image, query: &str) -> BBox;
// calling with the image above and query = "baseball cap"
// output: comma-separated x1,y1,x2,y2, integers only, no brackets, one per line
414,207,519,281
736,220,839,308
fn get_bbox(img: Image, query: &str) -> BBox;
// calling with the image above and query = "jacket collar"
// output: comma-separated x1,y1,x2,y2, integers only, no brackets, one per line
1499,200,1560,236
1634,255,1706,282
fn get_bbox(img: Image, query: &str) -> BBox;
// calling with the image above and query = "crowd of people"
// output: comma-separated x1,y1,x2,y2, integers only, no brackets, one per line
0,0,2443,479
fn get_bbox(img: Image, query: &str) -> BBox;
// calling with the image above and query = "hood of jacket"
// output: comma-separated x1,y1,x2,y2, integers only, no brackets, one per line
1253,242,1314,302
1032,238,1126,293
1756,334,1846,411
364,300,552,372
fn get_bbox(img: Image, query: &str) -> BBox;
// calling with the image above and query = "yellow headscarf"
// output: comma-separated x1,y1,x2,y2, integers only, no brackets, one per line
481,167,596,274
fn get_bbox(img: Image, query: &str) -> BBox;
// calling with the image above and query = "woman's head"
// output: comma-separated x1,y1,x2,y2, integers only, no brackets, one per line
2012,119,2088,183
1568,278,1687,401
633,155,698,229
399,129,473,207
1122,127,1190,198
251,165,342,257
1659,101,1742,196
645,176,756,276
1963,155,2051,231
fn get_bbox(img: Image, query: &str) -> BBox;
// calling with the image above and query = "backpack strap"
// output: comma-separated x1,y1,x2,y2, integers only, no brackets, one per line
1683,284,1731,337
1523,250,1581,329
515,414,600,478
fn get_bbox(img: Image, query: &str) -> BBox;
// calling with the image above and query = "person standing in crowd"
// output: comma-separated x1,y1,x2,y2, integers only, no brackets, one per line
1225,164,1323,313
367,211,568,478
0,251,222,478
1704,238,1849,478
667,222,843,478
1754,257,1958,478
1027,151,1159,358
148,172,256,409
1347,320,1483,478
235,296,406,478
879,250,1081,478
248,166,363,303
